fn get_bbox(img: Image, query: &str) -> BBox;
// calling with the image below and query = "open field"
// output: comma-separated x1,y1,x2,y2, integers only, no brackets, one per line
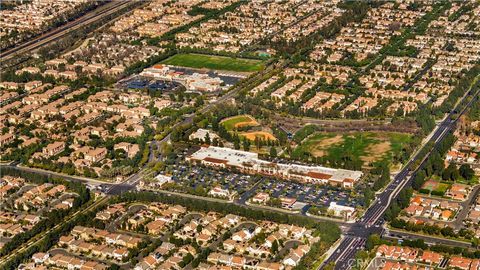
421,179,451,196
293,131,413,165
240,131,277,141
161,53,265,72
220,114,260,131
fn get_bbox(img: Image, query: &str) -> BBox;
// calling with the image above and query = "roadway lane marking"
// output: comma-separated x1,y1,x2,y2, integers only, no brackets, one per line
334,237,360,264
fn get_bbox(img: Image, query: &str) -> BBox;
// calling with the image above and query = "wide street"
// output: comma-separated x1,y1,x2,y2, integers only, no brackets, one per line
0,1,135,63
384,229,473,249
321,79,480,269
0,196,109,266
1,77,478,270
105,59,284,193
2,1,480,269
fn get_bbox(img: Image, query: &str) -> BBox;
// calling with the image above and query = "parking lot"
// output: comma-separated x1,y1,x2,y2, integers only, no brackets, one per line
117,76,183,91
162,163,259,198
253,179,363,209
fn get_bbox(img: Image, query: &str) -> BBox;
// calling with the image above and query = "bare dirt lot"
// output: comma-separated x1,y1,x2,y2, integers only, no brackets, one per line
240,131,277,141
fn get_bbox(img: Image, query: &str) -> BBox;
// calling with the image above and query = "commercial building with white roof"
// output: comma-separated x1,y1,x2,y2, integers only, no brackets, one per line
187,146,363,188
140,64,223,92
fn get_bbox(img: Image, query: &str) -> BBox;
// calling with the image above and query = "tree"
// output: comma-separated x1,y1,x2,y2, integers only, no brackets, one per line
108,264,120,270
182,253,194,265
442,163,459,181
373,164,390,191
385,202,400,221
472,237,479,248
204,132,211,145
459,164,474,180
431,152,445,175
397,188,413,209
271,239,279,254
323,261,336,270
234,139,240,150
415,109,436,135
355,250,370,267
412,170,426,190
242,138,250,151
365,234,382,251
403,239,427,249
159,142,173,156
270,146,277,158
363,187,374,207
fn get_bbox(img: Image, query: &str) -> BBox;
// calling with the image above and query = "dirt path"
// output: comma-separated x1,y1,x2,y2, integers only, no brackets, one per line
310,134,344,157
361,140,391,163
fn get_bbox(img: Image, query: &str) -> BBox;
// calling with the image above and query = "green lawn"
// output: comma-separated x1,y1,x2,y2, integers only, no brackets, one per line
220,115,259,131
420,179,451,196
435,183,450,194
327,133,377,160
292,133,336,157
292,131,413,166
161,53,265,72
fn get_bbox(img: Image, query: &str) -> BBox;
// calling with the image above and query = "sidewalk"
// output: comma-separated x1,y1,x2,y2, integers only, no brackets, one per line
385,227,472,248
316,235,345,270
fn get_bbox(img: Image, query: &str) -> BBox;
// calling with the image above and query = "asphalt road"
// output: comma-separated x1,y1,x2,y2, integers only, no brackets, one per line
411,185,480,230
0,0,133,62
2,76,478,270
0,196,109,266
106,61,284,194
384,229,473,249
0,60,284,198
0,164,110,186
322,82,480,270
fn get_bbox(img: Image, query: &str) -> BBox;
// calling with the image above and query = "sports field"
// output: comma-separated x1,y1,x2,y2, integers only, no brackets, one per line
240,131,277,141
220,115,260,131
420,179,450,195
292,131,413,165
161,53,265,72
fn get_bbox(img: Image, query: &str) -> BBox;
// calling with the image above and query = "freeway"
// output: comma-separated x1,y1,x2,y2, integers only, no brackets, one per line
0,163,115,189
0,196,109,266
322,81,480,270
0,0,133,63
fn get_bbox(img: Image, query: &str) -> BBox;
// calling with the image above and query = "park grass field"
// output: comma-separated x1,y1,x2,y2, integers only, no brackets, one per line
161,53,265,72
240,131,277,141
293,131,413,165
220,115,260,131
